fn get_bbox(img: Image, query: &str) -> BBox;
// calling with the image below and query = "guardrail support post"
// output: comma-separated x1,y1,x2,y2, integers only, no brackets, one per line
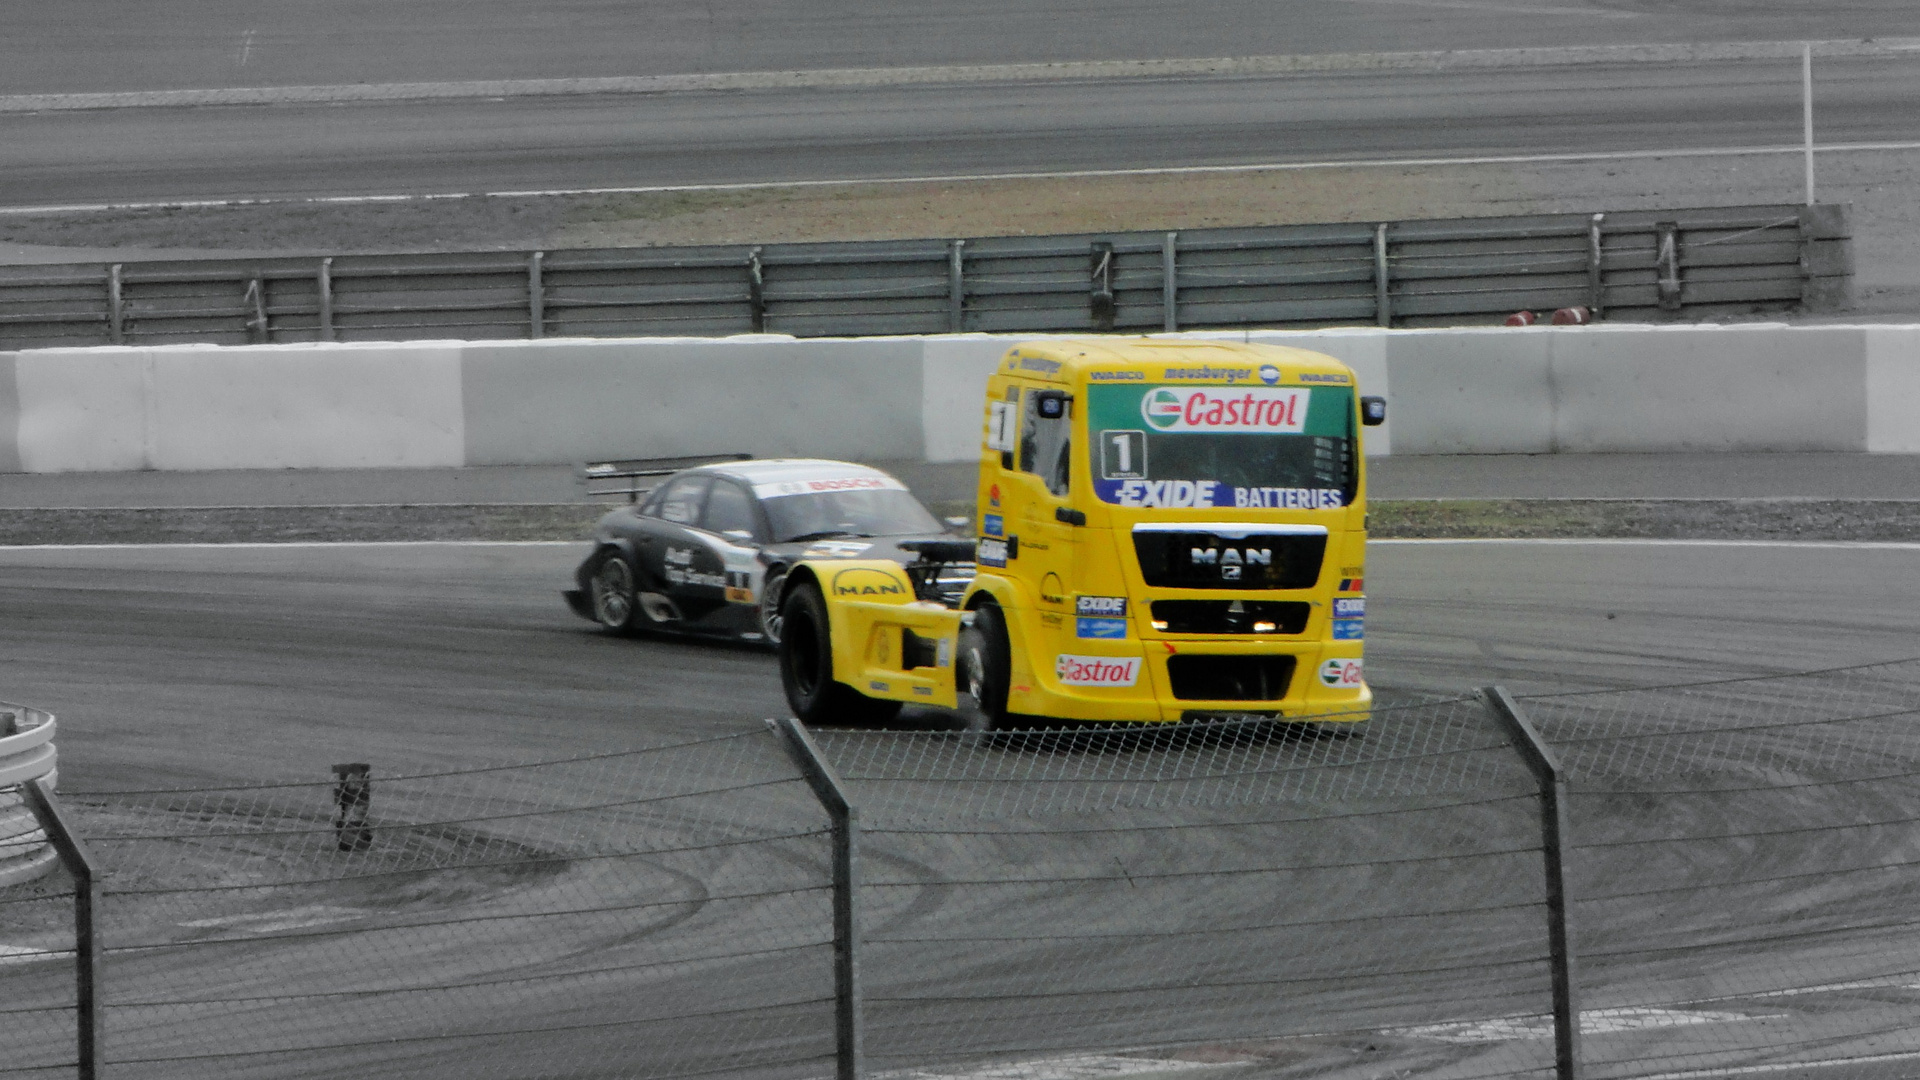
748,248,767,333
1373,224,1391,327
15,763,102,1080
528,251,546,339
1090,241,1116,332
106,264,124,345
1655,222,1682,312
318,257,335,341
1162,232,1179,332
1483,686,1580,1080
770,718,862,1080
1586,214,1606,319
948,240,966,333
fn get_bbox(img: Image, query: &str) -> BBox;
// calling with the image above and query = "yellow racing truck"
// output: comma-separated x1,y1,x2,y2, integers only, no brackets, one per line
775,339,1386,729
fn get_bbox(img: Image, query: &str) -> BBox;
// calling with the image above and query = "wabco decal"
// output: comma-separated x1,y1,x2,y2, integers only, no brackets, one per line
1089,369,1144,381
831,567,907,598
1298,372,1350,383
1076,595,1128,616
1056,654,1141,686
1141,388,1308,433
1234,487,1344,509
1318,658,1364,687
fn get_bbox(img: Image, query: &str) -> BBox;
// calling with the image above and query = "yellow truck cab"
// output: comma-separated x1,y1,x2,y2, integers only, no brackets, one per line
776,339,1385,729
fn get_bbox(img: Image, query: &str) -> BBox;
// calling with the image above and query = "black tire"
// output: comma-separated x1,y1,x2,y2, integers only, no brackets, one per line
758,566,788,646
778,578,902,726
957,602,1012,732
586,549,640,633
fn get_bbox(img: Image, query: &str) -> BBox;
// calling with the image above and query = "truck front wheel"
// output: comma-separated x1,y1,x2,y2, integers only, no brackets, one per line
958,603,1013,731
779,578,902,727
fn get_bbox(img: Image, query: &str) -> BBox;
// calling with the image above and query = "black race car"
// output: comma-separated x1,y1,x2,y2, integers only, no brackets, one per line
564,458,974,644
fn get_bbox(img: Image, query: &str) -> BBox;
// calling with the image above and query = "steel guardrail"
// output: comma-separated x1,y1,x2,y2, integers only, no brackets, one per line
0,204,1849,349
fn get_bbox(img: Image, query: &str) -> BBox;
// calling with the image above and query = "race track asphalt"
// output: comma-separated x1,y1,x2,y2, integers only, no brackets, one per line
4,539,1918,1078
4,538,1911,789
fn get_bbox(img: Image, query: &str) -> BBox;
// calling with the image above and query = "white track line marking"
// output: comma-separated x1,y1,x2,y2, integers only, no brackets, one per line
180,905,366,934
883,1054,1227,1080
1395,1006,1768,1044
0,943,68,966
1638,1048,1920,1080
3,37,1914,116
6,141,1920,217
0,540,583,551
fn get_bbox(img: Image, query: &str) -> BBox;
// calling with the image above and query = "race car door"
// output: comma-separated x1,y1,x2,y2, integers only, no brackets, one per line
637,473,712,623
669,477,762,629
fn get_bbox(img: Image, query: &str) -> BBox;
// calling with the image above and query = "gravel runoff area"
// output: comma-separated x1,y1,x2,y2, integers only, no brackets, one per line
6,499,1920,545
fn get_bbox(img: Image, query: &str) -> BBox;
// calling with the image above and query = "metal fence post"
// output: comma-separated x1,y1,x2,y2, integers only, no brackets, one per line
528,251,545,339
1483,686,1580,1080
18,774,102,1080
770,718,862,1080
1373,223,1391,327
1162,232,1179,332
318,257,335,341
748,247,767,333
1586,214,1606,318
106,264,124,345
948,240,966,333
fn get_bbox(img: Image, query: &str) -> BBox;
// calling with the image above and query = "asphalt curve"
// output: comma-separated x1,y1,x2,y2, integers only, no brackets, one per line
5,539,1918,1077
1,539,1912,789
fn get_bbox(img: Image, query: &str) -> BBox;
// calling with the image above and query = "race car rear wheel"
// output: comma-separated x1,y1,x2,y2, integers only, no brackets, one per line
586,549,640,633
780,578,901,726
957,601,1012,731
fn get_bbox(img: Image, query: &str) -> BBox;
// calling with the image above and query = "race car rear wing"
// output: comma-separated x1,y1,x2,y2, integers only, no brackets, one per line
577,453,752,503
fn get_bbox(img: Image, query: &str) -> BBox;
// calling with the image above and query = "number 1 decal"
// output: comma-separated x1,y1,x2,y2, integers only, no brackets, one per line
1100,429,1147,480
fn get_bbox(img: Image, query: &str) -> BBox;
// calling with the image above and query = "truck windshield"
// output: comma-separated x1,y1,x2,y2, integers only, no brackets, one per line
1085,382,1357,509
763,489,942,542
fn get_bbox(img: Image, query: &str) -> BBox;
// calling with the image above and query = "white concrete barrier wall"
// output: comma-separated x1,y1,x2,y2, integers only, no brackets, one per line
4,325,1919,472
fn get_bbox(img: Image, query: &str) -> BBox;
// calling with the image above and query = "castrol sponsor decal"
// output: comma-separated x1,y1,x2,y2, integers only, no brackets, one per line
1141,387,1309,433
1318,657,1364,688
1055,654,1141,687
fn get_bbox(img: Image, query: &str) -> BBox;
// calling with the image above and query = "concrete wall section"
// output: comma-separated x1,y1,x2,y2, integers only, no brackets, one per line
921,336,1016,463
1549,325,1868,453
14,350,152,472
13,345,464,472
1865,327,1920,453
0,354,20,474
460,337,926,466
1380,329,1554,455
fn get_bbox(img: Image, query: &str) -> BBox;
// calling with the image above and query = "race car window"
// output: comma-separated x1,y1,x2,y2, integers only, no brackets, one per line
1018,389,1073,498
702,480,761,541
650,475,711,525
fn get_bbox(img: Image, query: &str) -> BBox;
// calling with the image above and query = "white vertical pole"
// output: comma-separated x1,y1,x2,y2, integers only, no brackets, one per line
1803,43,1816,206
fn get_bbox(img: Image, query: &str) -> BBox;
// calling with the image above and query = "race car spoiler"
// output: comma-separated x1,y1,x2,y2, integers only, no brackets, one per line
577,453,752,503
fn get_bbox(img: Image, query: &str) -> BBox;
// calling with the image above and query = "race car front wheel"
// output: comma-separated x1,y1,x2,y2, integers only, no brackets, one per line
780,578,901,727
587,549,640,633
957,601,1012,731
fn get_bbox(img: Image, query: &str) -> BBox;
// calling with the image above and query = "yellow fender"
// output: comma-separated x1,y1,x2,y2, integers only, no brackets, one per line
797,559,966,709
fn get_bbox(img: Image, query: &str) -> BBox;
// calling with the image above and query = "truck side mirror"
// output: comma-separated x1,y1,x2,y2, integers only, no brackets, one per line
1360,396,1387,426
1035,390,1072,419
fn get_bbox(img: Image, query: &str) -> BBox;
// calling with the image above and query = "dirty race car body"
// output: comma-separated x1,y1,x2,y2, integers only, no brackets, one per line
564,459,973,645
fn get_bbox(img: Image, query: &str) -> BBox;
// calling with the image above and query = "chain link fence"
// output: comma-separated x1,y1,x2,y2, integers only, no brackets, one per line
7,660,1920,1079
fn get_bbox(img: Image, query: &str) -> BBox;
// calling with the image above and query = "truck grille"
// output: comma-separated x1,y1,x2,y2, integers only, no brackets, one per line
1133,530,1325,590
1151,600,1311,635
1165,655,1296,701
